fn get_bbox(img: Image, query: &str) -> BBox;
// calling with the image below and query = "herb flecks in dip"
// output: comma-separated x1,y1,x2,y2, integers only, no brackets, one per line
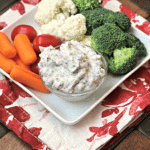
38,40,105,93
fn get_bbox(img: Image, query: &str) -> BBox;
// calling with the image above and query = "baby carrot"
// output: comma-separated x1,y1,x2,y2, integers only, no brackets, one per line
14,65,40,79
13,55,31,70
14,34,37,65
0,53,17,73
10,65,49,93
0,32,17,58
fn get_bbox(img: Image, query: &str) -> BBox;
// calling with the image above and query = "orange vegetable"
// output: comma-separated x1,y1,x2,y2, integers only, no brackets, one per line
0,32,17,58
14,34,37,65
13,55,31,70
0,53,17,73
14,65,40,79
10,65,49,93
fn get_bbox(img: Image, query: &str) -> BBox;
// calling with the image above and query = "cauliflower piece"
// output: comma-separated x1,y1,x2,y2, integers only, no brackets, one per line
57,14,87,41
34,0,77,26
80,35,91,46
37,19,65,37
37,14,87,42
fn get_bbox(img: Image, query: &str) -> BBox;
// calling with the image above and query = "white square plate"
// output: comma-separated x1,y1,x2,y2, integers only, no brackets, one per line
1,5,150,125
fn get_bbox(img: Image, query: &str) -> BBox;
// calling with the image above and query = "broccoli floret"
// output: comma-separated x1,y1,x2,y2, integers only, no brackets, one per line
107,47,137,75
103,11,116,24
81,8,131,35
115,12,131,31
81,9,101,35
125,33,147,56
81,8,116,35
72,0,100,13
91,23,126,56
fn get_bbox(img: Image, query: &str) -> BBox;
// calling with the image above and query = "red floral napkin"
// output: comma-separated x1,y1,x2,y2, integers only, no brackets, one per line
0,0,150,150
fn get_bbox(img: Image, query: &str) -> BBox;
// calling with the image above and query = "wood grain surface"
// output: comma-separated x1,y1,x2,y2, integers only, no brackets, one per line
115,130,150,150
118,0,149,18
0,122,9,139
0,131,32,150
0,0,20,15
131,0,150,13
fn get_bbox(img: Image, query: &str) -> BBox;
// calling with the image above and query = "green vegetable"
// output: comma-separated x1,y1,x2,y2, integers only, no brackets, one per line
115,12,131,31
103,11,116,24
91,23,126,56
72,0,100,13
125,33,147,56
106,47,137,75
92,28,147,75
81,8,116,35
80,8,131,35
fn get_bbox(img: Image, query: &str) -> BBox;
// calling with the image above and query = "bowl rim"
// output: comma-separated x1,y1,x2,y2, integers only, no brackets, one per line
39,44,108,96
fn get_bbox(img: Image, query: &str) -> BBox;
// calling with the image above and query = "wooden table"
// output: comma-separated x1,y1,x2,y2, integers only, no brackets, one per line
0,121,32,150
0,0,150,150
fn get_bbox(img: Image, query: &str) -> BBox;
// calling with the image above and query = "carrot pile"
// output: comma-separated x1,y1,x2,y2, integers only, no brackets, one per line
0,32,49,93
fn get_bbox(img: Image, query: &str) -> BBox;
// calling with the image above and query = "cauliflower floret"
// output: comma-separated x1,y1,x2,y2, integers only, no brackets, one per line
80,35,91,46
57,14,87,41
34,0,77,26
37,14,87,42
37,19,65,37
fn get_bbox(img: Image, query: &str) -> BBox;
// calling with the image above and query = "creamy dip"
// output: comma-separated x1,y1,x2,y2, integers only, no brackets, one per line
38,40,106,93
